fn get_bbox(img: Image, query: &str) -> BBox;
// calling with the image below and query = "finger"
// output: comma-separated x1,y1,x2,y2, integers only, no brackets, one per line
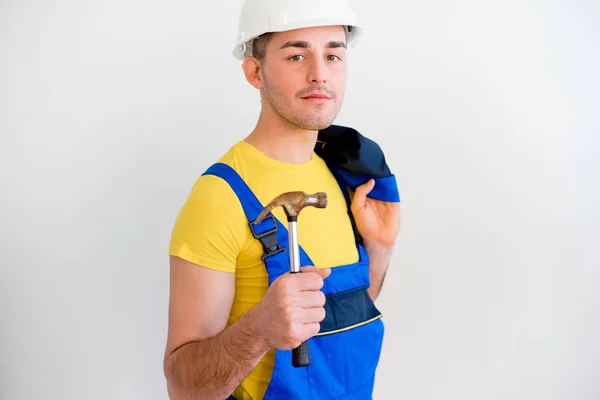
301,322,321,338
318,267,331,279
357,179,376,196
300,290,326,308
352,179,375,211
296,271,325,291
303,307,326,324
300,266,331,280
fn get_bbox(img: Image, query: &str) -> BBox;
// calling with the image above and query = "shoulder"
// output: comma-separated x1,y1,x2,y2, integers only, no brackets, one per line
168,143,255,272
188,141,251,204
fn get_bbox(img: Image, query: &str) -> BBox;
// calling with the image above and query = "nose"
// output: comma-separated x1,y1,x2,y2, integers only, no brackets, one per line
307,57,327,85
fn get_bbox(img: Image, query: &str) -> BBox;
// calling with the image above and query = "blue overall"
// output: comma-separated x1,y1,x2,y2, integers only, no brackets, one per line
205,125,400,400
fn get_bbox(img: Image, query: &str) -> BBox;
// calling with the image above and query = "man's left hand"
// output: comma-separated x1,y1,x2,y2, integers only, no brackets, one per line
350,179,401,251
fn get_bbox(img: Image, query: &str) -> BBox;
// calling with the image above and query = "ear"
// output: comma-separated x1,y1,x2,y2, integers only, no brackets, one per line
242,57,264,90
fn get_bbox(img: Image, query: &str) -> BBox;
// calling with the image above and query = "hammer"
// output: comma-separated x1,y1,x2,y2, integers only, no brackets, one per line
254,191,328,367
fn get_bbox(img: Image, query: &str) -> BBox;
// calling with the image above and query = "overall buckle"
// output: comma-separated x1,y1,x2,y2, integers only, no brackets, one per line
249,214,285,262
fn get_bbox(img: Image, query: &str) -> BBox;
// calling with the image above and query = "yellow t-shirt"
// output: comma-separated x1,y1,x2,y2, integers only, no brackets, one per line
168,140,359,400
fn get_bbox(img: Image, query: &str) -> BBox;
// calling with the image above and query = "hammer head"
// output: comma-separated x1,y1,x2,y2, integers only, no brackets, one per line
254,191,328,224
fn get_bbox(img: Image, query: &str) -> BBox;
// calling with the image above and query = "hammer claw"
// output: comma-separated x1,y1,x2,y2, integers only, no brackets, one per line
254,191,327,225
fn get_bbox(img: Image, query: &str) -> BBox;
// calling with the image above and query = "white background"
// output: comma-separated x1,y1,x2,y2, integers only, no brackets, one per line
1,0,599,399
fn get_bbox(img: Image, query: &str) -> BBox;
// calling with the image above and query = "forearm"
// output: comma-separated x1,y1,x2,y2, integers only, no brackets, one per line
365,243,393,301
164,307,269,400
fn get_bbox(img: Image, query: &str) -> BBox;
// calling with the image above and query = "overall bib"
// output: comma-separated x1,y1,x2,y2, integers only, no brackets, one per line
204,161,388,400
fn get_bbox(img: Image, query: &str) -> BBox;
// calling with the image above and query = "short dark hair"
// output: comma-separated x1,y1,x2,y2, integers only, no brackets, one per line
252,33,274,60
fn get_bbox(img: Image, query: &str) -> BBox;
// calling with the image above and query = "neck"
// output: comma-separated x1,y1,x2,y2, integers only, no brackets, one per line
244,106,318,164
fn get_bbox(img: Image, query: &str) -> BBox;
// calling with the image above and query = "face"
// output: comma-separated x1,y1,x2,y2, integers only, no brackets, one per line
252,25,348,131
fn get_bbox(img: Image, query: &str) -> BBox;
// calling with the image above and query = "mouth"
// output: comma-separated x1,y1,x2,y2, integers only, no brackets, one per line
301,93,332,104
301,94,332,100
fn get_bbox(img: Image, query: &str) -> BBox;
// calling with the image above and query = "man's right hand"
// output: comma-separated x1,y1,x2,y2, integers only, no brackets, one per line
253,266,331,350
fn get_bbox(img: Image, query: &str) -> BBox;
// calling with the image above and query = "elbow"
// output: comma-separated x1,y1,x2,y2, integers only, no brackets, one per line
164,353,185,400
163,352,172,381
163,348,177,385
163,341,224,400
163,350,213,400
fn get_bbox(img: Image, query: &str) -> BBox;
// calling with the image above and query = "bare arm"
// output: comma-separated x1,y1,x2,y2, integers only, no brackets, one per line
365,244,394,301
163,256,269,400
164,255,330,399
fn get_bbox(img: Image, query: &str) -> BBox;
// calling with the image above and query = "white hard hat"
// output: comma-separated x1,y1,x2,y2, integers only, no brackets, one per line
233,0,363,60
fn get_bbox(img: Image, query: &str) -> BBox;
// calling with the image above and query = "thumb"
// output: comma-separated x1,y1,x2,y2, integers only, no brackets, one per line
352,179,375,210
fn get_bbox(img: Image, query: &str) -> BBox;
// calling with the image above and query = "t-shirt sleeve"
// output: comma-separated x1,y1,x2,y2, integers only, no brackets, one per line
168,174,247,273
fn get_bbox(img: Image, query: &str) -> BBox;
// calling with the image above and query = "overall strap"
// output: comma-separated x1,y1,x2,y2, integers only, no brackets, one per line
328,164,364,245
202,163,315,283
203,163,265,223
202,163,287,261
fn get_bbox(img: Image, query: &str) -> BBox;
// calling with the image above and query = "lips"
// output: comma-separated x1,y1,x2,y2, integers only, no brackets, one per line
302,94,331,99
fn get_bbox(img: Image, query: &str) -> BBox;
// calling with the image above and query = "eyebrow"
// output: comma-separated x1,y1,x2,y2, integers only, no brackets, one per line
279,41,347,50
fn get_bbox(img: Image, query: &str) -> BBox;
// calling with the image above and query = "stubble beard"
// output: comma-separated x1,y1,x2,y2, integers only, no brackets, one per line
261,74,343,131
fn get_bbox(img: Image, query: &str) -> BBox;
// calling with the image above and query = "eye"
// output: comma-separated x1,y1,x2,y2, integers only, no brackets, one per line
327,55,342,62
289,55,305,62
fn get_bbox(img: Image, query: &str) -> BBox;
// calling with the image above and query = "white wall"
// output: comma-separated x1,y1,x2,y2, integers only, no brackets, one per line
1,0,598,399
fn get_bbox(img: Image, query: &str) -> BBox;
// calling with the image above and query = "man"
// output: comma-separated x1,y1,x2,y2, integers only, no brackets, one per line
163,0,401,399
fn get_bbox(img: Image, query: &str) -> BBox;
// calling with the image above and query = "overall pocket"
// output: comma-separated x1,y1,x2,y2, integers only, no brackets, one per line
306,292,385,399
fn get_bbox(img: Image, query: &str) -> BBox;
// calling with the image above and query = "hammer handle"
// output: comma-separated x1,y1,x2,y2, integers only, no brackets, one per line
289,269,311,367
288,221,311,367
292,340,311,368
